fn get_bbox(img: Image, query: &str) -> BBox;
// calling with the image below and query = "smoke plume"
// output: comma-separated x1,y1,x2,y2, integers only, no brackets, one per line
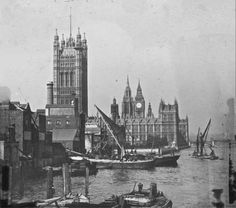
0,86,11,102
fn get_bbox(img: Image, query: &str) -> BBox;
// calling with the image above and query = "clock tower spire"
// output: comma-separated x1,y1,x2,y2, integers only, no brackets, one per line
134,80,145,118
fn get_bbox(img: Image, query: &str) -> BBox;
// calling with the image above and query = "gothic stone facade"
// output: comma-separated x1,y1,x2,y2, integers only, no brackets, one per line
45,27,88,129
45,26,87,152
111,78,189,146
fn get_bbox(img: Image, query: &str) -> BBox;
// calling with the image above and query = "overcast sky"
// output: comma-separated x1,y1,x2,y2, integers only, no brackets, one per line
0,0,235,134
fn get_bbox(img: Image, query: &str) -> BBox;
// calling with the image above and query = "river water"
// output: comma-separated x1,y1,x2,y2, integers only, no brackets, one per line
13,141,236,207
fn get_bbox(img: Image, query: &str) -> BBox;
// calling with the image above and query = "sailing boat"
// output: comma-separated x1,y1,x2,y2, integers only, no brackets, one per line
192,119,218,160
86,105,155,169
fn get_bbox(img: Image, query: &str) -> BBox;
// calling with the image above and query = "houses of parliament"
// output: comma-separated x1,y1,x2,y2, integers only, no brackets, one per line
110,77,189,147
43,18,189,150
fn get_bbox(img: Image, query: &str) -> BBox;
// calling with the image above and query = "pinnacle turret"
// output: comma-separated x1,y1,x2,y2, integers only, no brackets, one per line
61,34,65,48
76,27,82,47
127,76,130,87
124,76,132,98
135,80,144,99
54,29,59,46
82,32,87,48
54,29,59,40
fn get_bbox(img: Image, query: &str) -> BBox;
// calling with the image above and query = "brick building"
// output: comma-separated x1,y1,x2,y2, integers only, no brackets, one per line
0,101,53,168
0,125,19,169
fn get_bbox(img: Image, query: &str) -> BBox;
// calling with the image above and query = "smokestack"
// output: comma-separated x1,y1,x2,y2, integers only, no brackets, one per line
227,98,234,140
47,82,53,105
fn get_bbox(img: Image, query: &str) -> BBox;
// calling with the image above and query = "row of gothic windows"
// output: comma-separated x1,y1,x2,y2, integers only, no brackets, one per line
59,89,75,95
162,114,175,121
59,72,75,87
60,62,75,67
59,99,73,105
60,56,75,60
126,124,176,135
47,120,70,126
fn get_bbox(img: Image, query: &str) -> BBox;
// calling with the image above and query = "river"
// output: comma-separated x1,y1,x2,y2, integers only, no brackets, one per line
13,141,236,207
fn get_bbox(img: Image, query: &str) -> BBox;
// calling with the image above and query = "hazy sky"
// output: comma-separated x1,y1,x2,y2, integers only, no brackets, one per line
0,0,235,134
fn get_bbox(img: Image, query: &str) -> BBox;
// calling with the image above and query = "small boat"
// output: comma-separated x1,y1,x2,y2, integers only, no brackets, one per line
192,154,219,160
115,182,172,208
70,156,98,176
36,193,89,207
192,119,219,160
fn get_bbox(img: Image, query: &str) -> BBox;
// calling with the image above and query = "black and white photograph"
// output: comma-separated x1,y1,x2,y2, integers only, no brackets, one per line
0,0,235,207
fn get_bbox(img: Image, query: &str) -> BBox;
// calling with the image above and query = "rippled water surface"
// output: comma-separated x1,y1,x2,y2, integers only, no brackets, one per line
13,141,236,207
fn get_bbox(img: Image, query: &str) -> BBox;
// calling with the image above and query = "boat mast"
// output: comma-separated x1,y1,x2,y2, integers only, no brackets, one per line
200,119,211,156
200,133,204,156
203,120,211,144
196,127,200,154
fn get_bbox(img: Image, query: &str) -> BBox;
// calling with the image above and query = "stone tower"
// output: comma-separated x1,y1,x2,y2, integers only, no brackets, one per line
159,99,179,144
111,98,119,122
52,26,88,116
134,80,145,118
121,77,133,119
147,102,154,118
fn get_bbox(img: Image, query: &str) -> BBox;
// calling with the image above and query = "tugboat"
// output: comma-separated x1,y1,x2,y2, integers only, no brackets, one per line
192,119,218,160
110,182,173,208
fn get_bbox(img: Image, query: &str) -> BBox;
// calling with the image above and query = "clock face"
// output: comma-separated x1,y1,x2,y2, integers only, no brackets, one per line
136,102,142,108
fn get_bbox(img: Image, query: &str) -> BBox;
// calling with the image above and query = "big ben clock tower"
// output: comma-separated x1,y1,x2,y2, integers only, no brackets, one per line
134,81,145,118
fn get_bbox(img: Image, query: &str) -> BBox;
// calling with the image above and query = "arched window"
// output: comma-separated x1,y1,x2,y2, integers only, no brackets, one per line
56,120,61,125
60,72,64,87
65,72,69,87
70,72,74,86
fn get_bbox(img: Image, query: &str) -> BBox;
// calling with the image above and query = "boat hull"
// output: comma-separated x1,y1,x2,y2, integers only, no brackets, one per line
192,155,219,160
88,159,155,169
111,159,155,169
154,155,180,166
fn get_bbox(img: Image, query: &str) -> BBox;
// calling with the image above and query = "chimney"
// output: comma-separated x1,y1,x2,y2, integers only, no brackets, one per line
47,82,53,105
